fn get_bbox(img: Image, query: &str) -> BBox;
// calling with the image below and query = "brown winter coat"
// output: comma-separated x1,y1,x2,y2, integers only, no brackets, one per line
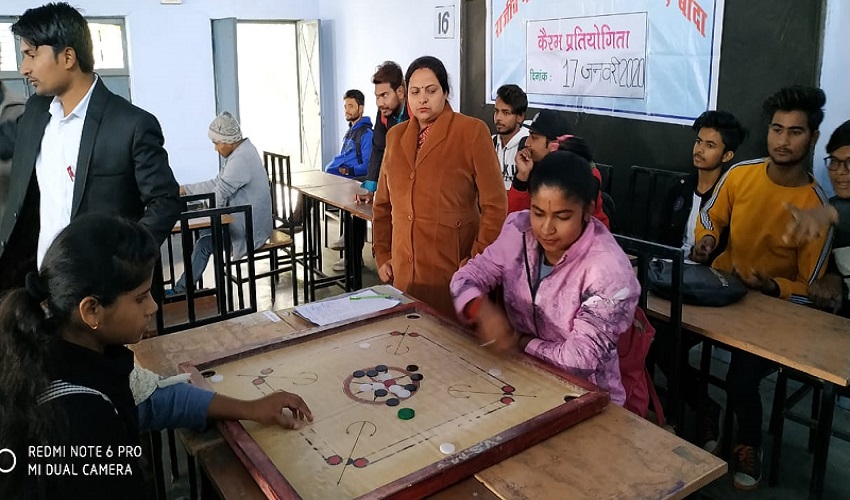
373,103,507,317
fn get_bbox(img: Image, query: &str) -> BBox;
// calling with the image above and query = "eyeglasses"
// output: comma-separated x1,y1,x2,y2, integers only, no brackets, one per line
826,156,850,173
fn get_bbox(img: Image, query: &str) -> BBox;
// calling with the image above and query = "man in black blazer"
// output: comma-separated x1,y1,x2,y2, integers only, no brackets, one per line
0,3,180,291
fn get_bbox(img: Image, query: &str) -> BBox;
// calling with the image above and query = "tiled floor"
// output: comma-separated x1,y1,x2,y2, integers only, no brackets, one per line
160,227,850,499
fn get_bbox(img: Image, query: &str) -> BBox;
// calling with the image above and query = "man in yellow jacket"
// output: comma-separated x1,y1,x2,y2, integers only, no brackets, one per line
692,85,831,491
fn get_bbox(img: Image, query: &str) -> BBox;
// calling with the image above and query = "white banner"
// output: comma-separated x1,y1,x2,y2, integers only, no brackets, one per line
488,0,725,125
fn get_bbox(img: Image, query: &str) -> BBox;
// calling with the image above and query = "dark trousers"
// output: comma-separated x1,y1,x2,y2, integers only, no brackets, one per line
352,217,367,257
726,351,776,448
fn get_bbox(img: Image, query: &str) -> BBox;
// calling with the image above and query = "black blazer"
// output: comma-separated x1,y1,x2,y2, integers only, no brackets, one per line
0,78,180,289
365,104,409,185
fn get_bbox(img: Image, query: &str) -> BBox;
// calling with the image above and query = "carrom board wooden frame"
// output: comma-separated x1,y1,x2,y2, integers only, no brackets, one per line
181,302,609,499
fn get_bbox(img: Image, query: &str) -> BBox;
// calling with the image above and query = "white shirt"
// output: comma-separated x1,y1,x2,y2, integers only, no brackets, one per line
681,192,702,258
36,75,98,268
493,127,530,189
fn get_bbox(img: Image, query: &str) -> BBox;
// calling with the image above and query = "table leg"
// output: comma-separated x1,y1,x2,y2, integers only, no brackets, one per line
301,196,312,302
149,431,167,500
769,369,787,486
342,211,352,291
187,451,198,500
670,325,685,433
343,211,362,291
352,218,363,291
695,340,713,442
167,428,179,481
305,196,318,302
809,381,835,500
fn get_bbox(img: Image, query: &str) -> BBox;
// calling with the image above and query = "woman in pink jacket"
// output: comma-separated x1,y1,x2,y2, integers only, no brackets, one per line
450,151,639,405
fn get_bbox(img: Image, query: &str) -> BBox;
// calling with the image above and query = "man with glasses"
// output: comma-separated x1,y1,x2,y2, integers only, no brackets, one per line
692,85,832,490
791,120,850,315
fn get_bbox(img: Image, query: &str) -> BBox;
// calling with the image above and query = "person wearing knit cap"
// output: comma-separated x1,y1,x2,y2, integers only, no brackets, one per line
169,111,273,295
208,111,243,144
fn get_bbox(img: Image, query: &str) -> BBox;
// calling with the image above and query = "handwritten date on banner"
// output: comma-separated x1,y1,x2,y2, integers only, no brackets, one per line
526,13,648,99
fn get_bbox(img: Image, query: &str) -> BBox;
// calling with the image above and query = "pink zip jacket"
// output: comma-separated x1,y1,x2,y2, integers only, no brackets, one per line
450,211,639,405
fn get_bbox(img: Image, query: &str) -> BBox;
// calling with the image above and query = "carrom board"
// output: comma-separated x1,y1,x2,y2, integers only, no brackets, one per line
182,303,609,499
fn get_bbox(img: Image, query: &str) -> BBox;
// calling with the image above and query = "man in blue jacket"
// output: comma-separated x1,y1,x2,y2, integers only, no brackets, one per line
324,89,373,178
323,90,372,271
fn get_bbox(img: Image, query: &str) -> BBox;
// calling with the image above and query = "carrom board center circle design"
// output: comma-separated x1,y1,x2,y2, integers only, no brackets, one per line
343,364,423,406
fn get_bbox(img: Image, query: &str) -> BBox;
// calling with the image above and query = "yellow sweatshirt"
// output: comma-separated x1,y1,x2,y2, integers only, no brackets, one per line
695,158,832,301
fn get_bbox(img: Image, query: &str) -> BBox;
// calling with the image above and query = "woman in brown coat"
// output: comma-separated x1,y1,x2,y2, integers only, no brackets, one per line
373,56,507,317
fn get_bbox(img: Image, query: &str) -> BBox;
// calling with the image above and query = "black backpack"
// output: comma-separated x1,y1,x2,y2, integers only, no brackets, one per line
349,125,371,165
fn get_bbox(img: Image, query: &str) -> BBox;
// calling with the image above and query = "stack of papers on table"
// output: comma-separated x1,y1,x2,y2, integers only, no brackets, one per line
293,290,402,326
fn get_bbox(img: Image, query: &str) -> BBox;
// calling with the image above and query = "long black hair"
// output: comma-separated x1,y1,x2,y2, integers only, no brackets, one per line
0,214,158,494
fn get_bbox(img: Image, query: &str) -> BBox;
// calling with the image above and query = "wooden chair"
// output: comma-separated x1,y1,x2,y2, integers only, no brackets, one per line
614,234,685,431
595,162,614,194
625,166,688,241
162,193,217,291
156,205,257,335
228,152,300,305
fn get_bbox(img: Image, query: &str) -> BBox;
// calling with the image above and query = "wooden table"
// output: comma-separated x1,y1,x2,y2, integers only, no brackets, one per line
647,292,850,499
300,182,372,293
171,214,235,234
293,177,372,300
290,169,356,189
192,394,722,500
132,287,725,500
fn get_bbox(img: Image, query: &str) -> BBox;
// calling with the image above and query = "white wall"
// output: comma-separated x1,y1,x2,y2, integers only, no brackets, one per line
814,0,850,197
317,0,462,165
3,0,320,184
3,1,462,181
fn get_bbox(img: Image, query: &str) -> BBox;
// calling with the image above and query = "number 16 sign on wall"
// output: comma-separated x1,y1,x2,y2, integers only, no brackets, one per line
435,5,456,39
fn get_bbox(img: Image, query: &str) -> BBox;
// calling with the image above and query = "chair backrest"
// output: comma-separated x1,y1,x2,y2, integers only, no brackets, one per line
613,234,684,427
601,191,618,233
626,165,688,241
595,162,614,194
180,192,216,212
156,204,257,335
263,151,293,227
